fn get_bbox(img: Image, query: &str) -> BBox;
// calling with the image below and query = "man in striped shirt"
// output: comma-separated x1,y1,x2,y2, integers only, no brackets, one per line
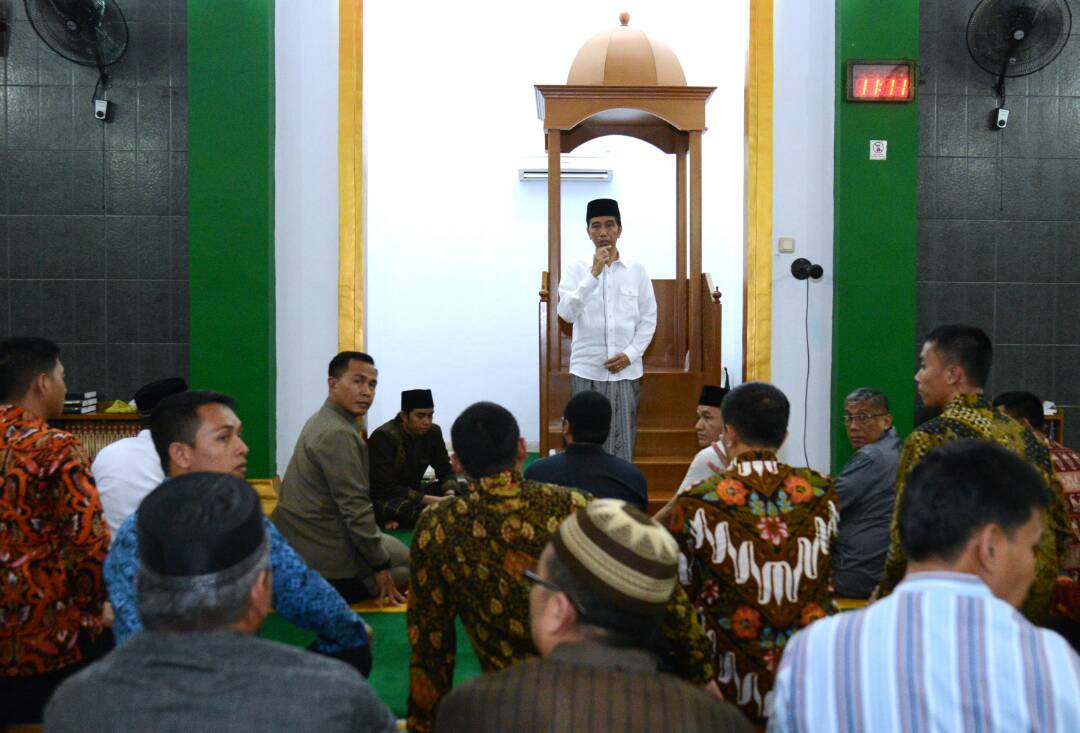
770,440,1080,732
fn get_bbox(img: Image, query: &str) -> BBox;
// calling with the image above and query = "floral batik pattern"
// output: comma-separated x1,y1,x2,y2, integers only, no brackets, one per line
406,470,714,733
667,450,838,725
879,393,1070,623
1,405,109,677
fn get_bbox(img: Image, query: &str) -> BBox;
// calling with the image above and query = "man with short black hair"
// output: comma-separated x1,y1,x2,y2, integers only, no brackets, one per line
832,387,900,598
0,337,110,725
666,381,838,725
48,472,397,732
771,440,1080,730
558,198,657,461
995,390,1080,623
92,377,188,536
524,391,648,510
273,352,409,605
105,390,375,676
435,500,750,733
406,401,715,733
368,388,457,530
877,325,1070,623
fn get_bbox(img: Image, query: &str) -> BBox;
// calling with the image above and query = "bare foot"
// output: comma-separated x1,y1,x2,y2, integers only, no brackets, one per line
385,520,400,530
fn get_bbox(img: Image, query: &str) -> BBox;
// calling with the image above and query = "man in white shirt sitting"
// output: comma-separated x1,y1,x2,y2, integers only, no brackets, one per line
769,439,1080,731
678,384,729,492
91,377,186,537
557,198,657,462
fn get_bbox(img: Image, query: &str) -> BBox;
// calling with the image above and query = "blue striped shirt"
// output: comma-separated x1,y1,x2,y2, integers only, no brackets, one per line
768,572,1080,732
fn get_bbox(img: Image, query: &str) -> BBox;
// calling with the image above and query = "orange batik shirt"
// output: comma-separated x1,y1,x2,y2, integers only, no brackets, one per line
0,405,109,677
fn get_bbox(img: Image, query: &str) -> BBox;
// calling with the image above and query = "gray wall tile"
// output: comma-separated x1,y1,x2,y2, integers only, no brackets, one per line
10,278,42,335
0,217,8,279
138,87,170,151
0,279,10,337
995,284,1055,345
995,221,1057,284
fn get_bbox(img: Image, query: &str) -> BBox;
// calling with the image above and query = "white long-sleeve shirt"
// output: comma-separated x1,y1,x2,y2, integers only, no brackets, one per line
556,257,657,382
90,429,164,539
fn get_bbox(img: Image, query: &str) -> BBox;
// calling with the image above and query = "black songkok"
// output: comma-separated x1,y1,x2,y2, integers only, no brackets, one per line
586,198,621,225
138,472,265,577
134,377,187,413
402,389,434,413
698,384,728,408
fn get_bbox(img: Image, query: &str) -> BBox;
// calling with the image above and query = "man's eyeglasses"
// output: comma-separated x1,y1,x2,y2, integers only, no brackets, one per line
523,568,588,616
842,413,887,425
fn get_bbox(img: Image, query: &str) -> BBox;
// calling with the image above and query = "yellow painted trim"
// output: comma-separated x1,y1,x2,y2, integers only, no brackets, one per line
250,477,281,517
338,0,364,351
744,0,773,381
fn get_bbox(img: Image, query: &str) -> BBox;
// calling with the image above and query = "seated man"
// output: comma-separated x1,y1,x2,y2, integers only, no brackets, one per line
679,384,730,491
770,440,1080,731
524,391,648,511
105,391,374,676
666,381,838,726
368,388,457,529
994,391,1080,583
273,352,409,605
406,401,716,733
832,387,900,598
91,376,187,536
48,473,397,732
436,499,751,733
0,338,110,725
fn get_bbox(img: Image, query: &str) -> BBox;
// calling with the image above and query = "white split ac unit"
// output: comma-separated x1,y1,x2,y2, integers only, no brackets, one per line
517,155,613,182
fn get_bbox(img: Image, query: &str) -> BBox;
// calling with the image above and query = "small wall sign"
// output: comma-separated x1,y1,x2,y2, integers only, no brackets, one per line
870,140,887,160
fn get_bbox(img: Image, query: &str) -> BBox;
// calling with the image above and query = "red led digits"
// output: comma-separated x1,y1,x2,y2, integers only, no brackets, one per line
848,62,914,102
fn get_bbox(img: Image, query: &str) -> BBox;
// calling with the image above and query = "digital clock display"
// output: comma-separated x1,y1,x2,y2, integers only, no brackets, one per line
846,61,915,102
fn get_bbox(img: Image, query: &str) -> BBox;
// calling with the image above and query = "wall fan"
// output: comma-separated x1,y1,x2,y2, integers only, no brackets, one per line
24,0,129,120
967,0,1072,128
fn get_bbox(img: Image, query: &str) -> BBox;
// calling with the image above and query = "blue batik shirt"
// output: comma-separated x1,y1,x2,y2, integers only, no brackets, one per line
105,512,368,653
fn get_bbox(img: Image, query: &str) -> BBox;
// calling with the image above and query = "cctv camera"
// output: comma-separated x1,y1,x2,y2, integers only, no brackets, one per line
995,107,1010,129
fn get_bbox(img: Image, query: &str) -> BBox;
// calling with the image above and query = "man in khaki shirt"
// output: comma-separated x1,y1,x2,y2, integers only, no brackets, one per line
272,352,409,605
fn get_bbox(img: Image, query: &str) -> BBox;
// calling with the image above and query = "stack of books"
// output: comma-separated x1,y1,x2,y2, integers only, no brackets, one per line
64,391,98,415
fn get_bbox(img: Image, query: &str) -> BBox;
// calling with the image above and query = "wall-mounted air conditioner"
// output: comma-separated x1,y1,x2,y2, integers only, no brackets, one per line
517,155,613,182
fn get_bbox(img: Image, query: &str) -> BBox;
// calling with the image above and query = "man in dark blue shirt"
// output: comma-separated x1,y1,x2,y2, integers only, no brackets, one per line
833,387,901,598
524,391,648,511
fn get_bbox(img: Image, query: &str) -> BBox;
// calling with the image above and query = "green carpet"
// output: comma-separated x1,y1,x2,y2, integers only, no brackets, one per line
258,526,488,719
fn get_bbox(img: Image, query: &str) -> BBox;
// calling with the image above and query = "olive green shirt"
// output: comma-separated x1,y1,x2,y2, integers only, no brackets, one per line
272,399,390,579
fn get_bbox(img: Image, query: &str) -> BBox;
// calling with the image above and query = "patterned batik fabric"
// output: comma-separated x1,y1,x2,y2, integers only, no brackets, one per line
667,450,839,725
879,394,1071,623
0,405,110,677
1049,439,1080,584
405,470,715,733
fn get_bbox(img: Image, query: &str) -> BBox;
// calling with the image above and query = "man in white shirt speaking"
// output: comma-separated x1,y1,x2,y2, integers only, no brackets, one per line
557,199,657,462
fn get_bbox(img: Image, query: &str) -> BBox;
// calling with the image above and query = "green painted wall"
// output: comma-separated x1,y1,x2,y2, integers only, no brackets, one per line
187,1,276,476
831,1,920,470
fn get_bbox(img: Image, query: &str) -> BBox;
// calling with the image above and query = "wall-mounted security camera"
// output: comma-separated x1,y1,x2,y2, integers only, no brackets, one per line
94,99,110,121
994,107,1010,130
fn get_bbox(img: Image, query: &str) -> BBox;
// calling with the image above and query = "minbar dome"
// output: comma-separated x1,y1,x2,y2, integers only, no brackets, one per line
567,13,687,86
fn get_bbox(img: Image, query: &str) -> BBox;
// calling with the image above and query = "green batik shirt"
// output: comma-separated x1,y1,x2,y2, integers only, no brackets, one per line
879,393,1070,622
406,470,715,733
667,449,839,725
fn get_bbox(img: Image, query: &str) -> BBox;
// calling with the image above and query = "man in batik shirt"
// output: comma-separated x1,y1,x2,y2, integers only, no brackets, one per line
878,326,1069,623
0,338,110,724
666,381,838,726
406,402,715,733
994,391,1080,625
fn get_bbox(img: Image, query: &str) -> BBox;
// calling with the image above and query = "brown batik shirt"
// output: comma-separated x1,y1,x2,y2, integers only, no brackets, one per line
667,450,839,725
406,470,715,733
879,393,1070,623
